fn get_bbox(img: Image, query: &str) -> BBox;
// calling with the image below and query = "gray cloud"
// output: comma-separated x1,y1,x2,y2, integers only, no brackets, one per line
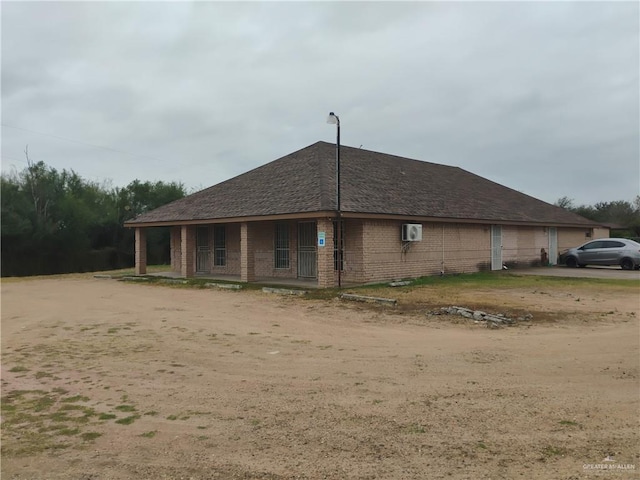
2,1,638,205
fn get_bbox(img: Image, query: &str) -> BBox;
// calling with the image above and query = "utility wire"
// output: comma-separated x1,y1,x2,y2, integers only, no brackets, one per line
1,123,167,162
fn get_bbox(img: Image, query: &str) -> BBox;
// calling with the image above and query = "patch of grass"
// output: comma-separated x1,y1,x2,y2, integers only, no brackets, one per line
35,371,53,379
477,441,488,449
98,413,116,420
1,388,104,455
115,405,136,412
81,432,102,441
405,424,426,434
140,431,157,438
144,411,159,416
166,414,178,421
33,395,56,412
542,445,567,457
114,415,139,425
61,395,89,403
51,405,95,423
107,328,120,334
9,366,30,373
559,420,580,427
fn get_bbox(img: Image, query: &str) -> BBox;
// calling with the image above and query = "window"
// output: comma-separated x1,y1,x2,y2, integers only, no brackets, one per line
274,223,290,269
602,241,625,248
582,241,604,250
213,225,226,266
333,220,345,271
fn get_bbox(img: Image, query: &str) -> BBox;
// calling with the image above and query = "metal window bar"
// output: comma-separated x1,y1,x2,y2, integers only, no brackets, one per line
196,226,210,273
298,222,317,278
213,225,226,267
274,223,290,269
333,220,345,271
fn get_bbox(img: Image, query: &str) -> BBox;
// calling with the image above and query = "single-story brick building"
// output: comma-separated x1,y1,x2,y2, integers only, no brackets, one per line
125,141,605,287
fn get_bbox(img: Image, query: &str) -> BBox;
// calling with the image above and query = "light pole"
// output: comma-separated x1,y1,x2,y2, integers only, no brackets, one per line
326,112,341,288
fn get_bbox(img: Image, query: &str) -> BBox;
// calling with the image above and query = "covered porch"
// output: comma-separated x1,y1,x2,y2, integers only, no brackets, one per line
133,217,344,288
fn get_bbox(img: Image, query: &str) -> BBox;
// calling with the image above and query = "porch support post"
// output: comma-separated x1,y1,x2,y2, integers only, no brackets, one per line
317,218,335,288
240,222,255,282
181,225,195,277
170,226,181,273
135,228,147,275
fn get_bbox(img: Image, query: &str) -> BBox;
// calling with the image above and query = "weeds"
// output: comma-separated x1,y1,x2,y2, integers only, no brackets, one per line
8,366,29,373
115,415,139,425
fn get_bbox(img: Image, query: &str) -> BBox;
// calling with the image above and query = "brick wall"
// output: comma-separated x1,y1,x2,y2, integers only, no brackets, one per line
134,228,147,275
558,227,591,251
170,226,181,273
593,227,609,239
342,219,365,284
180,225,195,277
502,226,550,267
317,218,334,288
240,222,255,282
165,220,598,284
209,223,241,275
360,220,491,283
251,221,298,279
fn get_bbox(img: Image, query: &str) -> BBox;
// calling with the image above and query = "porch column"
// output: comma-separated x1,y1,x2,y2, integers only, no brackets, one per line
135,228,147,275
170,226,182,273
317,218,335,288
181,225,195,277
240,222,255,282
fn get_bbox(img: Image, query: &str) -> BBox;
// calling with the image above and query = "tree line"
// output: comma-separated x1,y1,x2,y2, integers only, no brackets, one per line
555,196,640,238
1,153,185,276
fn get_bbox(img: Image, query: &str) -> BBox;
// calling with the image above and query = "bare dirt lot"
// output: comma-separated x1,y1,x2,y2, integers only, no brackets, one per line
2,276,639,479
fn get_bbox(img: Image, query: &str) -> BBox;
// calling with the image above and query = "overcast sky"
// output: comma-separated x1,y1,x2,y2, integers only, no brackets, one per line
2,1,638,206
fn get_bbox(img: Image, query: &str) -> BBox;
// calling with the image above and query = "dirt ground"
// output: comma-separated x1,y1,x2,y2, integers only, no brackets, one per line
1,276,639,479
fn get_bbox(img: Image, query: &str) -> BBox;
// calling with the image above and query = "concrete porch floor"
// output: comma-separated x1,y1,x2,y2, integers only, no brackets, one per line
146,271,321,289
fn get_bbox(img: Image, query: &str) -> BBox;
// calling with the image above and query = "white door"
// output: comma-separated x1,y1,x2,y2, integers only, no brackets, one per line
491,225,502,270
548,227,558,265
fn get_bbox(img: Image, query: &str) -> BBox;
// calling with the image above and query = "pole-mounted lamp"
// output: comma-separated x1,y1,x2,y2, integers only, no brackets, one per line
326,112,342,288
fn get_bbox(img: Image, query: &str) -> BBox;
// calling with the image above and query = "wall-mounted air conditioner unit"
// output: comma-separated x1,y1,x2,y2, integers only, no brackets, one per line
402,224,423,242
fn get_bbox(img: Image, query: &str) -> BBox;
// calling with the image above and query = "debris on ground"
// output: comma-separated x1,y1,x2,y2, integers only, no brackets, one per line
429,306,533,328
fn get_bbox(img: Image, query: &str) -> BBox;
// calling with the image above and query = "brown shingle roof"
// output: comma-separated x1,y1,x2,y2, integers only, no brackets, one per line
126,141,595,227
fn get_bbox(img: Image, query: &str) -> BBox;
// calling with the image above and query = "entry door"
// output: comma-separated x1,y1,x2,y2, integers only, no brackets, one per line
298,222,317,278
491,225,502,270
548,227,558,265
196,226,210,273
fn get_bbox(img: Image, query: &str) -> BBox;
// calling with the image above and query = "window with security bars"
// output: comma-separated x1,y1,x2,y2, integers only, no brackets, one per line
274,223,290,269
213,225,226,266
333,220,345,271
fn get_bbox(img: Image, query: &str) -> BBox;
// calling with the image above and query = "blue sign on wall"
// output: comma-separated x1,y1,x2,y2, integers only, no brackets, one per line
318,232,326,247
